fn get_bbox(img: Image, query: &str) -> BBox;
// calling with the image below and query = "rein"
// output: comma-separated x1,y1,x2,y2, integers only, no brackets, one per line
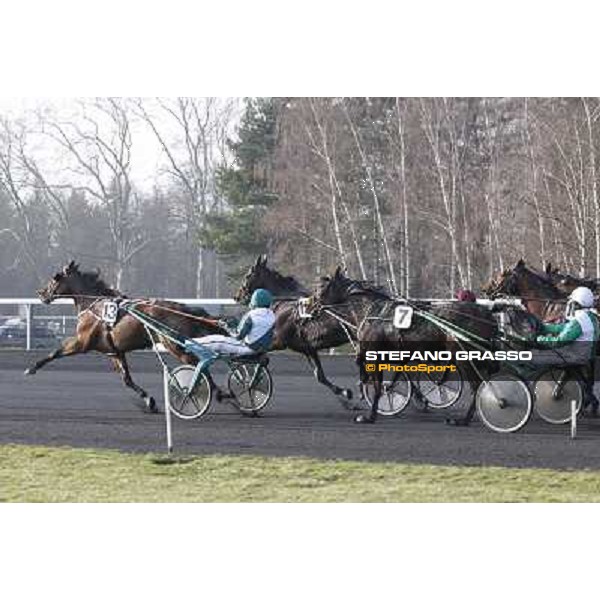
52,294,223,327
322,308,358,352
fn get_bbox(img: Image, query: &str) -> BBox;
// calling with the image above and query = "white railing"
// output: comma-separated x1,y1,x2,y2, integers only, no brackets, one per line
0,296,523,351
0,298,238,350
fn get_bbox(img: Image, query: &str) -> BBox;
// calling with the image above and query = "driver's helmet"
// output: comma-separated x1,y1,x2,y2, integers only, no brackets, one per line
455,288,477,303
250,288,273,308
566,286,595,318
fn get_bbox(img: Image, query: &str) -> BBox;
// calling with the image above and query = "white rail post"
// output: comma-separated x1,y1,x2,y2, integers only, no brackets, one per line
163,364,173,454
25,304,32,351
571,399,577,440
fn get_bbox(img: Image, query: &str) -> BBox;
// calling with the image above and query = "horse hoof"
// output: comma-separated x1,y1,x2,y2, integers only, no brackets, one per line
354,414,375,424
146,397,159,413
24,368,36,376
339,398,362,412
342,388,354,401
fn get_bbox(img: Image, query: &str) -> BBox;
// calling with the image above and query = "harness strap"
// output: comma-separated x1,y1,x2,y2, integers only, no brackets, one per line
323,308,358,353
415,309,492,351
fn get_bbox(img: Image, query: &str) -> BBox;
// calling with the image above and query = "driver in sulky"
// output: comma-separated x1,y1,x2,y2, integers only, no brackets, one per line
534,287,600,415
185,288,276,374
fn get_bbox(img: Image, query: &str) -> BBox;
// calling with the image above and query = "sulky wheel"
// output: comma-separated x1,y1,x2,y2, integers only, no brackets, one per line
227,363,273,414
533,368,584,424
364,372,412,416
168,365,212,420
414,365,464,410
476,372,532,433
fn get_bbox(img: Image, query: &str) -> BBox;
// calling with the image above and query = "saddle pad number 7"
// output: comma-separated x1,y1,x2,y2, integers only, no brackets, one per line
393,305,413,329
101,301,119,326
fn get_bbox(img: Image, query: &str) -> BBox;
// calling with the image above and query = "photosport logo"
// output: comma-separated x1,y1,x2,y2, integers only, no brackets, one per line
360,342,532,376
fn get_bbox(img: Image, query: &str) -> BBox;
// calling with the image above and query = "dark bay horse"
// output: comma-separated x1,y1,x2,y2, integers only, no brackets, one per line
483,258,600,318
481,259,567,320
483,259,600,416
315,268,499,424
26,261,226,412
543,262,600,300
234,256,363,408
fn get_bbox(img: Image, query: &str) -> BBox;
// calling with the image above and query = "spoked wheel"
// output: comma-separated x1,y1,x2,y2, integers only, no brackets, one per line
533,368,584,424
414,365,464,410
168,365,212,420
227,363,273,414
364,372,412,416
476,372,532,433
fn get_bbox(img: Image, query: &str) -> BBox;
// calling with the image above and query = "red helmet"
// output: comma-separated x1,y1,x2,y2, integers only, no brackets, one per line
456,289,477,302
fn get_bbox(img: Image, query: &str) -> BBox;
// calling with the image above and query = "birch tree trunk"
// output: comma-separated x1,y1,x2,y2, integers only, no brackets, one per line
342,100,398,294
582,97,600,277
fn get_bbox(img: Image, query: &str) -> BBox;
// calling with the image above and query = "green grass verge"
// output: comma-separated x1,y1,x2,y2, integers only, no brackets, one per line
2,444,600,502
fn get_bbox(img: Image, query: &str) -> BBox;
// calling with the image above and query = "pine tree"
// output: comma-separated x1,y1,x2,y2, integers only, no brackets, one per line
205,98,279,263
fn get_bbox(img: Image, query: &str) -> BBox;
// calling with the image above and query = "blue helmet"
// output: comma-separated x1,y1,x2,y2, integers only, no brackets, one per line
250,288,273,308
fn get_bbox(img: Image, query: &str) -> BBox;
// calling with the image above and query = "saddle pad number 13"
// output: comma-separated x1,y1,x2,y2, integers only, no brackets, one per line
393,305,413,329
101,301,119,326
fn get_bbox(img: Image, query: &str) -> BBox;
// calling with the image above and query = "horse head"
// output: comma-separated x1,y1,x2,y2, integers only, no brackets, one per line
234,255,307,305
37,260,82,304
37,260,117,304
481,266,518,299
317,266,354,306
317,266,390,307
482,259,558,300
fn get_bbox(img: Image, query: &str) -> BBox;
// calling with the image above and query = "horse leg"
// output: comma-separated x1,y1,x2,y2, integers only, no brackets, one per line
111,354,158,413
355,354,368,403
446,374,476,427
24,337,83,375
306,351,357,409
355,372,380,424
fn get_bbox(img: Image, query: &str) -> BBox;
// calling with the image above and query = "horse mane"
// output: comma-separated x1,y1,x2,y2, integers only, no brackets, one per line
261,266,308,295
346,279,391,299
324,273,391,302
551,270,600,291
76,270,122,298
520,263,565,297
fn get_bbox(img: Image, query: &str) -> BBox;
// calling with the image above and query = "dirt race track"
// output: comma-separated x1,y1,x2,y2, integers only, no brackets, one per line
2,350,600,470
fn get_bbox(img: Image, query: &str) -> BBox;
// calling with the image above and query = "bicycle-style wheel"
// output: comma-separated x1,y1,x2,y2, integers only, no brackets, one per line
533,368,584,424
414,365,464,410
476,372,532,433
168,365,212,420
364,372,412,416
227,363,273,414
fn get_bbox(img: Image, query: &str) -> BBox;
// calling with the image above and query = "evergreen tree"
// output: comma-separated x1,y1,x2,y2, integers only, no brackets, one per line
206,98,279,263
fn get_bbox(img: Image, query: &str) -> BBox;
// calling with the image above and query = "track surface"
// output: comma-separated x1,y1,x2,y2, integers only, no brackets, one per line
2,350,600,470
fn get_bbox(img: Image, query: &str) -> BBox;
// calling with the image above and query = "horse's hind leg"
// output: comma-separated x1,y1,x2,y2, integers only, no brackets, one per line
355,373,381,424
111,354,158,413
24,337,83,375
307,352,358,409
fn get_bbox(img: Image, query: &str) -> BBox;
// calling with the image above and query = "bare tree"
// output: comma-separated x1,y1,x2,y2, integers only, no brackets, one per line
0,117,43,279
39,98,147,289
134,97,237,296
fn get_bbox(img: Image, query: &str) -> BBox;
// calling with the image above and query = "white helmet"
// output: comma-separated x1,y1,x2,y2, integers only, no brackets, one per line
569,286,595,308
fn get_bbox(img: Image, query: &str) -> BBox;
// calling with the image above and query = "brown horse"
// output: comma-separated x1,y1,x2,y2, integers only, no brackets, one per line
481,259,567,321
234,256,363,408
543,262,600,299
25,261,226,412
315,268,500,423
482,259,600,416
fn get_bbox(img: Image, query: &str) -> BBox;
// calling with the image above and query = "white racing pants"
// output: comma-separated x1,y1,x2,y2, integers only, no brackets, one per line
192,334,255,357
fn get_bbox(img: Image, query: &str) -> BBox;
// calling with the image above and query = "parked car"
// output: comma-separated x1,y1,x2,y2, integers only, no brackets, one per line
0,323,58,348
